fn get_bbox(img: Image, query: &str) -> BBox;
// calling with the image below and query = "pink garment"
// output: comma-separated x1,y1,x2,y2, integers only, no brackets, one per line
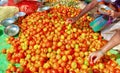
3,0,38,6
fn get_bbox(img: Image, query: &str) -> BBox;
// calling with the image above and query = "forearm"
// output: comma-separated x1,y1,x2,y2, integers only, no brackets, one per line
77,0,98,19
117,12,120,18
101,30,120,53
115,8,120,18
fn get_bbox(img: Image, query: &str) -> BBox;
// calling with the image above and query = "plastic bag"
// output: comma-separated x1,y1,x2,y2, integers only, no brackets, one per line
101,21,120,51
90,15,113,32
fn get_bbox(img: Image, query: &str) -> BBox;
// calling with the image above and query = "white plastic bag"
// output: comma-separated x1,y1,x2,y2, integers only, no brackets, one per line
101,21,120,51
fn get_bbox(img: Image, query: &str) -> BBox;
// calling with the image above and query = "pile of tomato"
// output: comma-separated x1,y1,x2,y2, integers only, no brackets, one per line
3,4,120,73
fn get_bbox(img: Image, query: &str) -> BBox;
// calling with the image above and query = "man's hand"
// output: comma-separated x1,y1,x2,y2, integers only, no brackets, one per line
66,17,79,24
89,50,104,63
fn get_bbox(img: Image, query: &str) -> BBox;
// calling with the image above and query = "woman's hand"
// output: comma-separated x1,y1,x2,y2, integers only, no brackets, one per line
89,50,104,63
66,17,79,24
109,11,120,18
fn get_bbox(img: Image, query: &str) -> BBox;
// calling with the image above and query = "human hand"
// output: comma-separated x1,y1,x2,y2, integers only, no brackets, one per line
89,50,104,64
66,17,79,24
109,11,120,18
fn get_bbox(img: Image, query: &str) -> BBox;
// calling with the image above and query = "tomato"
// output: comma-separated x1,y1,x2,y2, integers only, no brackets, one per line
7,53,12,61
5,4,115,73
81,47,88,52
1,48,7,54
69,71,76,73
6,69,12,73
10,66,17,72
107,60,117,67
51,69,59,73
46,41,53,47
41,69,47,73
113,68,120,73
64,68,69,73
23,68,32,73
92,69,100,73
47,69,51,73
89,61,94,66
58,67,64,73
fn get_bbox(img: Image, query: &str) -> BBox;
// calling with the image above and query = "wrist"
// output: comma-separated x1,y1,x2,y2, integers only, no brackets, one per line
99,50,105,55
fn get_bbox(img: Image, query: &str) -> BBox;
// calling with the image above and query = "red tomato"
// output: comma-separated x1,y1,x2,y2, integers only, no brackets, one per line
64,68,69,73
6,69,12,73
50,69,58,73
10,66,17,72
1,48,7,54
41,69,47,73
107,60,117,67
7,53,12,61
113,68,120,73
46,41,53,47
93,69,100,73
69,71,76,73
89,60,94,66
16,68,21,73
81,47,87,52
23,68,32,73
58,67,64,73
47,69,51,73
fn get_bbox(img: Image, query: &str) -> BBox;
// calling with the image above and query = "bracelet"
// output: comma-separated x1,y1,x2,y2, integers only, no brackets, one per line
99,50,105,55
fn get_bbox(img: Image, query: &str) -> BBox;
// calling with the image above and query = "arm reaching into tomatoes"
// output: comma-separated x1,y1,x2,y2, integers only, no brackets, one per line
89,0,120,64
66,0,99,24
89,50,104,64
89,30,120,63
66,0,120,64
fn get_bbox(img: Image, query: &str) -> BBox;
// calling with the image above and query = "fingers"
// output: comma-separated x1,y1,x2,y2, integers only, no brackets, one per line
110,10,114,17
89,54,98,64
66,18,73,24
89,53,95,63
94,57,99,63
89,51,104,63
89,52,99,64
88,53,93,61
